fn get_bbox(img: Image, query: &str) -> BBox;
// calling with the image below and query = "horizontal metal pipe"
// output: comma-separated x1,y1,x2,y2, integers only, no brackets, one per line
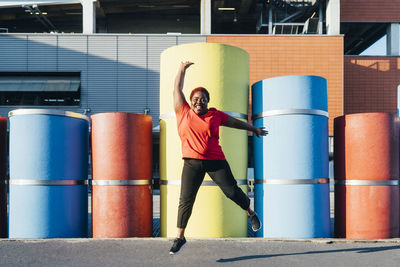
335,180,400,186
159,179,247,186
9,179,88,186
252,108,328,120
254,178,329,185
91,180,152,186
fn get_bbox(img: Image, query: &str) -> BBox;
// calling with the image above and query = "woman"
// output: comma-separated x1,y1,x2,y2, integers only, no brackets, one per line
170,61,268,255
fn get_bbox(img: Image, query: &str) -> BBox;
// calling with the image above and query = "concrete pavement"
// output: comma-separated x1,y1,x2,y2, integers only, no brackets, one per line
1,192,397,266
1,238,400,266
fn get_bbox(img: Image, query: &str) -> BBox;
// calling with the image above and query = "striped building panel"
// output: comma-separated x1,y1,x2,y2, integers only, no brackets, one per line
57,35,88,109
27,35,57,71
147,36,177,71
147,36,178,124
87,35,118,113
0,35,28,71
57,35,87,71
177,35,206,45
116,35,147,114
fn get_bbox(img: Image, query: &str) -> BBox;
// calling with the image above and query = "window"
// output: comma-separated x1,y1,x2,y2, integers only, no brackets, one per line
0,72,80,106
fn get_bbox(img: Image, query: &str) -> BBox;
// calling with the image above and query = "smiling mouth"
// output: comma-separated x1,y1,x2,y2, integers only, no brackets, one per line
193,105,205,113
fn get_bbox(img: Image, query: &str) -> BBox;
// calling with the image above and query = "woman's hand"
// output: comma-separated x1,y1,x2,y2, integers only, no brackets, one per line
180,61,194,71
253,126,268,137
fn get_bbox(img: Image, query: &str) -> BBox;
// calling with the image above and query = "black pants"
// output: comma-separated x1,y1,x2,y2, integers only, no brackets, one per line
177,158,250,228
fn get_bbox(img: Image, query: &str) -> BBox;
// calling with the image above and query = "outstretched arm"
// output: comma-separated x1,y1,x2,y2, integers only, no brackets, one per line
174,61,194,113
223,116,268,137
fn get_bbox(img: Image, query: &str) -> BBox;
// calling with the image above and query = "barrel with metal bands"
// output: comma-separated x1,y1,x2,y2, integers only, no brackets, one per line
334,112,399,239
252,75,330,238
160,43,249,238
91,112,153,238
8,109,89,238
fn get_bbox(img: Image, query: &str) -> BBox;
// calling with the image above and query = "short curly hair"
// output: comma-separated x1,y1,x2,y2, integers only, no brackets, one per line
190,87,210,102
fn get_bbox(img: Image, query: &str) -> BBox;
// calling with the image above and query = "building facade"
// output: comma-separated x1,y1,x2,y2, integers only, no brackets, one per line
0,1,399,133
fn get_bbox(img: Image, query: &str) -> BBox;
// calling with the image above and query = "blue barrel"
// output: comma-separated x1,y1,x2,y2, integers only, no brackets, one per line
8,109,89,238
252,75,330,238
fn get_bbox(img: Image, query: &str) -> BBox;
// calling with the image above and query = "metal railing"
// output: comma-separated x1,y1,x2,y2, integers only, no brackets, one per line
273,23,305,34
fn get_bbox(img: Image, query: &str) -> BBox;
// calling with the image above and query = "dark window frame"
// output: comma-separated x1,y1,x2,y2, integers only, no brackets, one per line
0,72,81,107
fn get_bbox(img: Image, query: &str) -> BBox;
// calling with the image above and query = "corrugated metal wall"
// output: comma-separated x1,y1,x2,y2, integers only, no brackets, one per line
0,34,206,127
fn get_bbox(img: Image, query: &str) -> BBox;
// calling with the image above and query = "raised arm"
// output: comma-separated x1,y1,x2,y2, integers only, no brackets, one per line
174,61,194,113
223,116,268,137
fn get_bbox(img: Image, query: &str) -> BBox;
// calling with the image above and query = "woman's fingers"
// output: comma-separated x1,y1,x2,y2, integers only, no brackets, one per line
255,127,268,137
181,61,194,69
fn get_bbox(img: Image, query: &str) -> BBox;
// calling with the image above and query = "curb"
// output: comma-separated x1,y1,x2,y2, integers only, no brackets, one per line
1,237,400,244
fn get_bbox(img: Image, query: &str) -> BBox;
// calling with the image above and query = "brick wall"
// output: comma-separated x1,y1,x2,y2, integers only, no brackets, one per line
344,56,400,114
341,0,400,22
207,35,343,135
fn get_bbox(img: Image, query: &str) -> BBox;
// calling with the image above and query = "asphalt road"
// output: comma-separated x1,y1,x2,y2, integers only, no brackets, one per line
1,238,400,267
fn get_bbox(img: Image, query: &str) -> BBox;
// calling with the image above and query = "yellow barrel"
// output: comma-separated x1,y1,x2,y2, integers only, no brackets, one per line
159,43,249,238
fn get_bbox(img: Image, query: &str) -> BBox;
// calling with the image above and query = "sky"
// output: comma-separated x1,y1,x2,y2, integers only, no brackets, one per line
360,35,387,56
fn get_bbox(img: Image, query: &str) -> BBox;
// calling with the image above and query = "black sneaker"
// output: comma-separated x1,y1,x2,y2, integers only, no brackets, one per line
169,237,187,255
249,212,262,232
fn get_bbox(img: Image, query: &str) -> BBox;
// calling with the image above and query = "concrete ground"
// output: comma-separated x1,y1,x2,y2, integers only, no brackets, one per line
1,238,400,266
2,192,399,266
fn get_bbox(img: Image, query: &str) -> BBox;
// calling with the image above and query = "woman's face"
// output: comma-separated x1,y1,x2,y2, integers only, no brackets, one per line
191,91,209,115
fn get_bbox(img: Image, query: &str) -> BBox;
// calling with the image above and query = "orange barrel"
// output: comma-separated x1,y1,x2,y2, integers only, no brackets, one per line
0,116,7,237
91,113,153,238
334,113,399,238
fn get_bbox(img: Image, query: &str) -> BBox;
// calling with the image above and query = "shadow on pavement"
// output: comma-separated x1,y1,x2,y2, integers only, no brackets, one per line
216,245,400,263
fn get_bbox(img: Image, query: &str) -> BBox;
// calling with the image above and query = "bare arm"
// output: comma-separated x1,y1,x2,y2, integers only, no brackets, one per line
174,61,193,113
223,116,268,137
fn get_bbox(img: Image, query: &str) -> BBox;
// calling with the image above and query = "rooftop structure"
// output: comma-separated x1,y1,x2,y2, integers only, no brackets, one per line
1,1,398,55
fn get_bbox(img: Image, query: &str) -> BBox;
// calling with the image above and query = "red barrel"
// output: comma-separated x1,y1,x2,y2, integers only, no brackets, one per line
0,116,7,237
334,113,399,238
91,113,153,238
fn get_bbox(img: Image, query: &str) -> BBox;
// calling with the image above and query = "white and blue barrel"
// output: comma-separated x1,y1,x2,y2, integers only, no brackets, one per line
252,75,330,238
8,109,89,238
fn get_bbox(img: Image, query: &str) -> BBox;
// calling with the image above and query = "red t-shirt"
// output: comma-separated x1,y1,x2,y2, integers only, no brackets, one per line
176,102,229,160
